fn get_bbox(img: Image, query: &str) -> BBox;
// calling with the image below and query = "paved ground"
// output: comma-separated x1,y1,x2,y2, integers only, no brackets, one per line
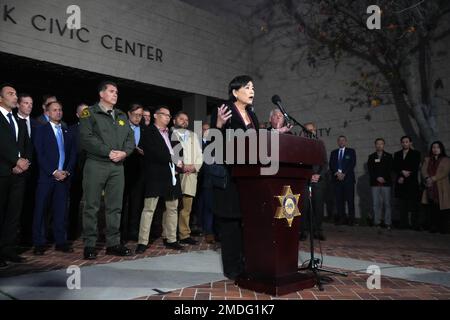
1,223,449,300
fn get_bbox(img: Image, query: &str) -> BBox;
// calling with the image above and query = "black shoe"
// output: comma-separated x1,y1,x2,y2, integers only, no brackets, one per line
299,233,308,241
224,271,243,281
84,247,97,260
33,245,46,256
179,237,199,245
55,243,74,253
135,244,148,254
191,229,204,237
165,241,184,250
314,232,326,241
5,254,27,263
0,259,8,269
106,244,132,256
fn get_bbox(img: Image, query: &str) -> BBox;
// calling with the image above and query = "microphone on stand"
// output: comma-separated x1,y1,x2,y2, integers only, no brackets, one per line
271,95,314,138
271,95,291,124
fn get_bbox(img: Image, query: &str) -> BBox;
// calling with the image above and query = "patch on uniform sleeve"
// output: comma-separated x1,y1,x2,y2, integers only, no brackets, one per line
80,109,91,119
118,120,125,126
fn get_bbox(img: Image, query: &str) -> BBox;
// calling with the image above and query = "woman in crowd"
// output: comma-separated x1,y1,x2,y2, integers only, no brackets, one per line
421,141,450,234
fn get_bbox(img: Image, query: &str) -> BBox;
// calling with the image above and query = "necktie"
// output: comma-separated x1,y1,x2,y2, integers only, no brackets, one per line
7,113,16,141
28,119,31,138
55,125,65,170
107,110,115,121
338,149,343,170
133,126,140,146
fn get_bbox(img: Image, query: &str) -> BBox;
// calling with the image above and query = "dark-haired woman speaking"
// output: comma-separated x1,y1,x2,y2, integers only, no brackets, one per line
210,75,259,280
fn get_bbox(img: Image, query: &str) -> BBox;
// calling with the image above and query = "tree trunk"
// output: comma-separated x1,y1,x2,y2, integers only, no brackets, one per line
389,80,426,152
400,53,438,149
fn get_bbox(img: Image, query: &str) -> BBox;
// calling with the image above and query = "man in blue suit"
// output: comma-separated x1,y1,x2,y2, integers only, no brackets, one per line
330,135,357,225
32,101,77,255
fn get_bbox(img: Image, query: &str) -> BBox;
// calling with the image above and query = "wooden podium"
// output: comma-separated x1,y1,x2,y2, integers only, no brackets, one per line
232,132,326,296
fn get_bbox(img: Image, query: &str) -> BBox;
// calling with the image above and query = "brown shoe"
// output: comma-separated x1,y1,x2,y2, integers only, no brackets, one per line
205,234,216,244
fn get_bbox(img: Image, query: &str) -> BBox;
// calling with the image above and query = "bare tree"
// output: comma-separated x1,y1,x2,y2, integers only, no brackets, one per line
252,0,450,150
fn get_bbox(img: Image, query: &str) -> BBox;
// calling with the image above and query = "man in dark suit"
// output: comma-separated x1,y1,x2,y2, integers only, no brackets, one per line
0,84,32,268
16,93,40,246
32,101,77,255
35,94,68,129
393,136,421,229
67,103,89,241
330,135,357,225
35,94,57,125
135,106,183,254
121,103,145,242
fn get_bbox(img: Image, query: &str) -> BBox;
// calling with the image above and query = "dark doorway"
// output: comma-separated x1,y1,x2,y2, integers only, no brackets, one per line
0,52,189,125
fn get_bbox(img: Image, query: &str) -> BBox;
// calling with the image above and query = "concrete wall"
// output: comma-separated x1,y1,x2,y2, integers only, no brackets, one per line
0,0,251,99
250,15,450,218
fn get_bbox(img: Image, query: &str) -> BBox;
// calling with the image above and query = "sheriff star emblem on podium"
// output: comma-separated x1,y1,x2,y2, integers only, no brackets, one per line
274,186,301,227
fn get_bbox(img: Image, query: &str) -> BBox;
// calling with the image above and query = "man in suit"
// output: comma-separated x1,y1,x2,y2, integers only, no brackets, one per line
393,136,422,229
35,94,57,125
135,106,183,254
368,138,394,231
300,122,328,241
142,108,152,127
121,103,145,242
32,101,77,255
67,103,89,240
36,94,68,129
330,135,357,225
266,109,293,133
172,111,203,245
16,93,39,246
0,84,32,268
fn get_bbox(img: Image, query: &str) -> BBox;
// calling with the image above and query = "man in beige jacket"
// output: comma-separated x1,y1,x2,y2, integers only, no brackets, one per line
172,111,203,245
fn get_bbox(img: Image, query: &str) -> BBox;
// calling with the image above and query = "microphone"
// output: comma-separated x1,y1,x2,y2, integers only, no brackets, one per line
271,95,291,122
271,95,315,139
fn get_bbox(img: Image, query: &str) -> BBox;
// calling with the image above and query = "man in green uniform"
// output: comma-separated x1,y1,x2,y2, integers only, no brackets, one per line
79,81,135,260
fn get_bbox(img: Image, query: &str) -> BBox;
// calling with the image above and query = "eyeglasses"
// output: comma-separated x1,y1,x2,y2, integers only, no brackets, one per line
156,112,172,119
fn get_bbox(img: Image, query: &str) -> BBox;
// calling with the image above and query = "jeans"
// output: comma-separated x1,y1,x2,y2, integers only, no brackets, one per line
371,186,392,226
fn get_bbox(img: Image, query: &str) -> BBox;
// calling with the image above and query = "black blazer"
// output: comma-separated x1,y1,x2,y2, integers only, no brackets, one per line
367,151,394,186
210,102,260,218
124,124,145,184
393,149,421,197
210,101,260,163
211,102,259,132
0,113,32,177
140,124,181,199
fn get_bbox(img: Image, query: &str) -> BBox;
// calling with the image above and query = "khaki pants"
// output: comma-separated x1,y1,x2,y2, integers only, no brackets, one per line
138,197,178,245
178,195,193,240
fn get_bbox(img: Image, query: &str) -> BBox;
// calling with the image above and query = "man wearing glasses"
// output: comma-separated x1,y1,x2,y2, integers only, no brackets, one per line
135,106,183,254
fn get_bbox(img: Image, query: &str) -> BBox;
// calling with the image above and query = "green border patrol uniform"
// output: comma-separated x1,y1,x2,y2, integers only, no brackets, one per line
79,103,135,248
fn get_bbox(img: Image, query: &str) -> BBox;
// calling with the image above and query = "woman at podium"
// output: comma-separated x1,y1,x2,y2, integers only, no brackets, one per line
210,75,260,280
